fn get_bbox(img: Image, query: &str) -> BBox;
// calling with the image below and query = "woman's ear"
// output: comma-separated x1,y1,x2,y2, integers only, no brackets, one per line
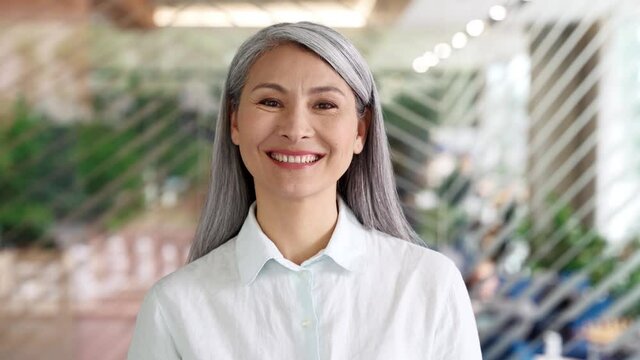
230,107,240,146
354,108,371,154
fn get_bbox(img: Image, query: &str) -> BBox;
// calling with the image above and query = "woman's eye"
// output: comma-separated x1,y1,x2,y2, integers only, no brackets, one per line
315,102,337,110
259,99,281,107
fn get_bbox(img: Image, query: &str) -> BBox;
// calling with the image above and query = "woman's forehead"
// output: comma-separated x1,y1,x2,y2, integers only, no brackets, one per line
243,43,351,94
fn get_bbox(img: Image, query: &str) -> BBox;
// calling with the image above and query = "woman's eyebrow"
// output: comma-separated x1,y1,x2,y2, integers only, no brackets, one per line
251,83,346,97
251,82,286,93
308,86,346,97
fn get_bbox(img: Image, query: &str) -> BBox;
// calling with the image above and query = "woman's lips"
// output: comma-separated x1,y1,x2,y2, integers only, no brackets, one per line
266,149,325,157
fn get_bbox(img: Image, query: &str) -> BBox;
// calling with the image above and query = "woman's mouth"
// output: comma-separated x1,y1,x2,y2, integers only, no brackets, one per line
266,151,325,169
269,152,321,164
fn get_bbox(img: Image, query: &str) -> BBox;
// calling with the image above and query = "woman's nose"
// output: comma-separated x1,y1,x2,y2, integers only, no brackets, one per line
278,105,314,141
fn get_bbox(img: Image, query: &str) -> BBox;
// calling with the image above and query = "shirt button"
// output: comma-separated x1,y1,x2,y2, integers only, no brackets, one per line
301,319,311,327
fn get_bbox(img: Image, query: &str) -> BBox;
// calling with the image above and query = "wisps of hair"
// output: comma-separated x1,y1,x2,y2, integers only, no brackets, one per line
187,22,424,264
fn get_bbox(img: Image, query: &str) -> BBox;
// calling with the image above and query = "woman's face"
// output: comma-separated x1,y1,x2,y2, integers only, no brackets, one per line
231,43,369,202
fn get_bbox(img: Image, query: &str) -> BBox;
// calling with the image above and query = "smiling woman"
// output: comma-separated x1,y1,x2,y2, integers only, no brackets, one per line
128,22,482,359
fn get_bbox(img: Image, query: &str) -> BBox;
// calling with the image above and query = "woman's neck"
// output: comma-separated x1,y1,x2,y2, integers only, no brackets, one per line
254,190,338,266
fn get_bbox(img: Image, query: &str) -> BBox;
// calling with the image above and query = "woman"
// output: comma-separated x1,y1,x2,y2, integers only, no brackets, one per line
128,22,482,359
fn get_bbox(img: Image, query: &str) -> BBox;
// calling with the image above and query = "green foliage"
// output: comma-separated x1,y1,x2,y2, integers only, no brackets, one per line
524,197,607,277
383,80,446,202
0,75,207,248
607,238,640,317
521,196,640,316
419,204,468,247
74,120,145,221
0,98,59,247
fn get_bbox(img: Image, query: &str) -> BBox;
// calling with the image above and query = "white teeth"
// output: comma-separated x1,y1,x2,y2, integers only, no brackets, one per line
270,153,320,164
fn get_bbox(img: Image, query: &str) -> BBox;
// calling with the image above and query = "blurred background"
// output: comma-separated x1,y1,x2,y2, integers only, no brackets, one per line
1,0,639,359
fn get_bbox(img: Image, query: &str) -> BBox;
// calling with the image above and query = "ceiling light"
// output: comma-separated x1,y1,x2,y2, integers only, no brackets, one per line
154,6,232,27
412,57,429,73
298,2,366,28
217,3,272,27
466,19,485,37
434,43,452,59
263,3,312,23
422,51,439,67
489,5,507,21
451,32,468,49
154,2,369,28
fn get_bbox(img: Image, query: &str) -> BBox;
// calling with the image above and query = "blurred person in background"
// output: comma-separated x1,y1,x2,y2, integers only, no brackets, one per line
128,21,481,359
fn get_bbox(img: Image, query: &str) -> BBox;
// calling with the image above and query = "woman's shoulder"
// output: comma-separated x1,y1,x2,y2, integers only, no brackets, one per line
148,237,238,296
367,228,460,279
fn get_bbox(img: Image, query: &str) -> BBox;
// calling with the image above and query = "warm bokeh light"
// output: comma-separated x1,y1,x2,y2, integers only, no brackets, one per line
153,2,369,28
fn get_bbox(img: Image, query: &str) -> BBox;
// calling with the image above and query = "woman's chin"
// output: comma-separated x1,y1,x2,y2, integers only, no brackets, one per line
258,183,335,202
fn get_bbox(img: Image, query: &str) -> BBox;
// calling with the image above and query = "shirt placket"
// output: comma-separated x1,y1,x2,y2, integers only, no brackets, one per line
295,269,321,360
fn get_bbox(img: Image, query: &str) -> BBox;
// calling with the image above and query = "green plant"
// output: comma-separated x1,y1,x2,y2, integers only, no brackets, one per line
0,98,58,248
522,197,608,277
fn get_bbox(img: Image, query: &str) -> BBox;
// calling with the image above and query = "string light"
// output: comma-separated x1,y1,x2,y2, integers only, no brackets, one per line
489,5,507,21
466,19,485,37
434,43,452,59
411,1,531,72
422,51,440,67
412,57,429,73
451,32,468,49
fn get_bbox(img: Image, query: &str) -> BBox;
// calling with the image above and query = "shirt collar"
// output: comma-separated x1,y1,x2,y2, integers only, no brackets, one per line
235,196,367,285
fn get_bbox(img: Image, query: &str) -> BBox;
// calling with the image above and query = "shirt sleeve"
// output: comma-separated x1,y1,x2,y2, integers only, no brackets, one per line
128,285,181,360
434,262,483,359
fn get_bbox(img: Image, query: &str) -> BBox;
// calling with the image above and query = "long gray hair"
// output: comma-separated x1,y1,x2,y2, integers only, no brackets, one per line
187,22,423,263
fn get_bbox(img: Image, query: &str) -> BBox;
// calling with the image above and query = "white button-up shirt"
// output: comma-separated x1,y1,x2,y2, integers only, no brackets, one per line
128,197,482,359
